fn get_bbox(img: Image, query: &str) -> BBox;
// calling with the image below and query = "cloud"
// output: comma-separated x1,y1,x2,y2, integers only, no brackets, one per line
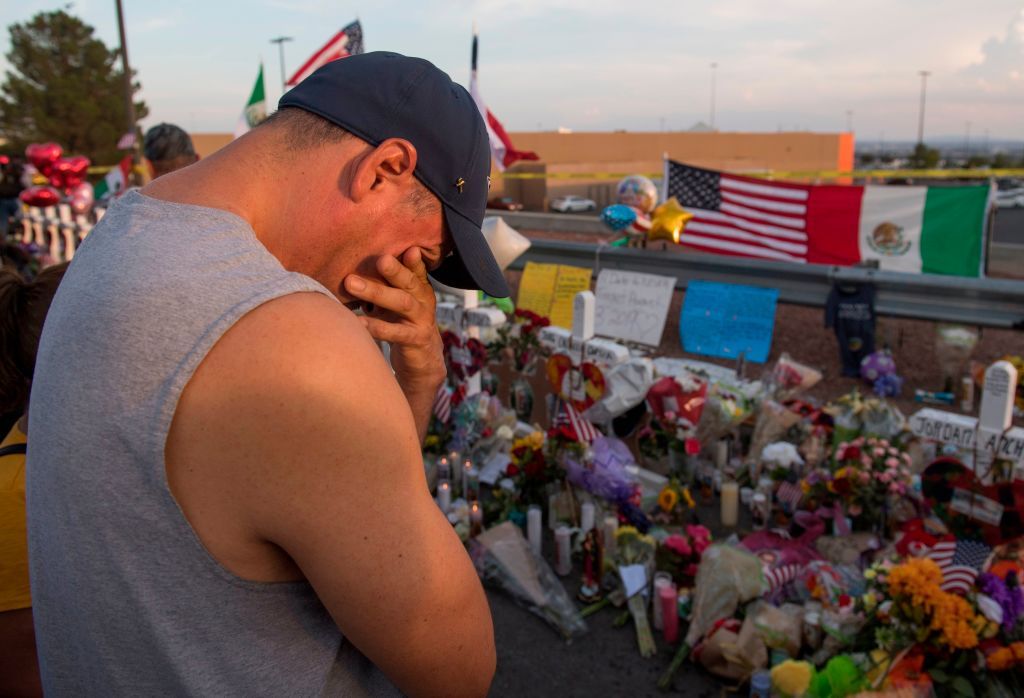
962,8,1024,85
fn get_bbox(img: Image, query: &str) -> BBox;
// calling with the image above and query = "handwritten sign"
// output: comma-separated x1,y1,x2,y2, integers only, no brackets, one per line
516,262,592,329
680,281,778,363
594,269,675,346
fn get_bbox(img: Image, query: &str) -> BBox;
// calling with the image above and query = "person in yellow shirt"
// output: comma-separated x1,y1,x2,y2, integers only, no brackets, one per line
0,262,66,697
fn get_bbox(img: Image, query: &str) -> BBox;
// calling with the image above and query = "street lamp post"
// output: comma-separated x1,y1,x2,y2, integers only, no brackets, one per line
845,109,853,133
916,70,930,145
270,36,293,95
114,0,139,185
709,62,718,129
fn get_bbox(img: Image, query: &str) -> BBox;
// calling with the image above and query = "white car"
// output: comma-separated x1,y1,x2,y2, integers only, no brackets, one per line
995,179,1024,209
550,195,597,213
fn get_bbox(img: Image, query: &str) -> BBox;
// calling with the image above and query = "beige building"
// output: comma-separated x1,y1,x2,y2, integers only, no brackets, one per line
190,130,854,211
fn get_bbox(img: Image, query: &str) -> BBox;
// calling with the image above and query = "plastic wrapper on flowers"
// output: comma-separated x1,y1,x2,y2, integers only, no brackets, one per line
448,392,505,455
696,382,755,445
563,435,636,504
469,521,587,642
685,544,766,647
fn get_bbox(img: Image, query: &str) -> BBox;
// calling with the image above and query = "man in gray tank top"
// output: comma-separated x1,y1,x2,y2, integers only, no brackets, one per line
27,53,505,696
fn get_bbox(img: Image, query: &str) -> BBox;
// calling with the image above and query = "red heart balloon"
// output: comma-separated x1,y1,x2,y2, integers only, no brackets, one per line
25,142,63,177
49,155,91,194
19,185,61,208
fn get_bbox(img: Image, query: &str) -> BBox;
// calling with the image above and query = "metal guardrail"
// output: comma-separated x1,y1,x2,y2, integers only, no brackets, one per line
506,238,1024,329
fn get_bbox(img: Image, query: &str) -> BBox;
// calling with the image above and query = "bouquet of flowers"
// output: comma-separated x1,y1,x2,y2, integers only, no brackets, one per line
488,308,550,372
503,431,561,508
651,478,697,526
830,436,914,531
614,526,658,657
655,524,711,588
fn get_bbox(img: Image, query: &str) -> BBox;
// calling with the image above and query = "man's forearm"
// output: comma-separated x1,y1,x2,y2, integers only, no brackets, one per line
402,383,437,444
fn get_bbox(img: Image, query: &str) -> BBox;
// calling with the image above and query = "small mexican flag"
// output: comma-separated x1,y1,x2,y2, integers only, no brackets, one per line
93,155,133,200
234,64,267,138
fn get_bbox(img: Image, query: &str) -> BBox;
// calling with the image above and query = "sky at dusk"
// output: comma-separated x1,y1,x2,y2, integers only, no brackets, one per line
1,0,1022,142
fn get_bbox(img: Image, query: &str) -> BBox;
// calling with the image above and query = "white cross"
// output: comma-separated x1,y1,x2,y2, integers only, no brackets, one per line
910,360,1023,483
435,290,506,398
538,291,630,368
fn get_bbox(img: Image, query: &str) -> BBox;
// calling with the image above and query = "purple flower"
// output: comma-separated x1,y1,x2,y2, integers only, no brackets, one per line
979,573,1024,634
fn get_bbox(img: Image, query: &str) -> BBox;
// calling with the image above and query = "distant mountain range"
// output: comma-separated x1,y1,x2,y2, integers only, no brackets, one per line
857,136,1024,155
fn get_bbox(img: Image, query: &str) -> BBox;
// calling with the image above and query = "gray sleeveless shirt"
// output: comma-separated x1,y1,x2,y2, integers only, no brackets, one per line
27,191,401,696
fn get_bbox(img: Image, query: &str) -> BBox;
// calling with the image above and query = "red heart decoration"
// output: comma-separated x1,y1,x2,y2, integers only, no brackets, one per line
441,330,486,381
25,142,63,177
19,185,61,208
921,457,1024,547
48,155,91,194
546,353,606,412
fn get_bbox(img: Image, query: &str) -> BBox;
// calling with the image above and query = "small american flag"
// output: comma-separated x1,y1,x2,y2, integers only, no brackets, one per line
553,398,599,443
925,539,991,595
666,160,810,263
432,384,452,424
775,481,803,513
116,131,136,150
764,563,801,592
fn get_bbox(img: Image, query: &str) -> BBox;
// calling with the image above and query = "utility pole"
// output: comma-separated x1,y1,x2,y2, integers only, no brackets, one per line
270,36,293,95
114,0,139,184
845,109,853,133
916,70,930,145
709,62,718,129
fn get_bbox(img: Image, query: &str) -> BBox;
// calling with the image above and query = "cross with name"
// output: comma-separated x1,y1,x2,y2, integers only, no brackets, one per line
910,360,1023,483
436,289,507,398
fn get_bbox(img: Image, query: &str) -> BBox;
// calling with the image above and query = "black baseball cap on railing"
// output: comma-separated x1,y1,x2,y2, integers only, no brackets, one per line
280,51,511,298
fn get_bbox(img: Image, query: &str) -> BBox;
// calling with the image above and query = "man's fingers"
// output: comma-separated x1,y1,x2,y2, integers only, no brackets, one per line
344,275,415,314
362,317,419,345
377,255,421,292
401,247,429,284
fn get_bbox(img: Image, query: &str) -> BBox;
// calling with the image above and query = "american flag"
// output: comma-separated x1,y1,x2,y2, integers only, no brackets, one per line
553,398,599,443
432,384,452,424
764,563,801,593
775,481,803,513
925,539,991,595
665,160,811,263
286,21,364,87
116,131,136,150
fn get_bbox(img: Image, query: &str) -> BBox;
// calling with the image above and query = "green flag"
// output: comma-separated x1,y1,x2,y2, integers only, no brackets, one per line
234,64,267,138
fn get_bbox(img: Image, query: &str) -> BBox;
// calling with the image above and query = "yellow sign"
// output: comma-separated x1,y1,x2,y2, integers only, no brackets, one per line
516,262,593,329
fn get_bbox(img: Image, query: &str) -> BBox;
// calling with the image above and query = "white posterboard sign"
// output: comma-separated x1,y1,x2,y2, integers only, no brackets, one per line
594,269,675,347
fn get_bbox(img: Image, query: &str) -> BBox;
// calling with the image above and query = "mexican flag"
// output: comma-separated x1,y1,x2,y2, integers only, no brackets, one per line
666,160,993,277
93,155,133,200
234,64,267,138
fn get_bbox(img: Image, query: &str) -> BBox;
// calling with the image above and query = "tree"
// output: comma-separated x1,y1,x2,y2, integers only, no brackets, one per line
0,10,147,166
908,143,940,169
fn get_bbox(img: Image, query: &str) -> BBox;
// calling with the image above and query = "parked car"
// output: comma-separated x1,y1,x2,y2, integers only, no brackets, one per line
549,195,597,213
487,196,524,211
995,179,1024,209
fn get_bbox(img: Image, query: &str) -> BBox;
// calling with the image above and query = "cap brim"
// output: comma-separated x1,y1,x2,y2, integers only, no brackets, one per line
429,206,511,298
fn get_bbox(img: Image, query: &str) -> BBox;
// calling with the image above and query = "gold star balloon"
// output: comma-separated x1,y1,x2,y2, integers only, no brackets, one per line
647,197,693,244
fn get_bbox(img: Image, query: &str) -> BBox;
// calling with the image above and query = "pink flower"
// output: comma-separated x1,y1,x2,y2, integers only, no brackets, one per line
848,502,863,516
686,524,711,542
879,440,891,448
885,457,900,468
861,455,873,468
852,437,865,447
663,410,677,422
878,472,892,484
664,535,692,557
873,447,886,458
685,563,699,578
889,482,904,494
859,471,871,485
901,453,912,464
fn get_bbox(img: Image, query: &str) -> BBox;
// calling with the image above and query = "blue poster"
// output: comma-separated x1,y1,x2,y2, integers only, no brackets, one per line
680,281,778,363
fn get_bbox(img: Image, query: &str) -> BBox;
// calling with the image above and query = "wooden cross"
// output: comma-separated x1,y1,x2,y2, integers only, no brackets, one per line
436,289,506,398
910,360,1023,483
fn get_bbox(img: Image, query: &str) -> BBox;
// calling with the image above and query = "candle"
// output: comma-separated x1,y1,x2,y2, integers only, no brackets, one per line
527,505,542,558
554,524,572,576
580,501,595,533
465,467,480,502
602,515,618,559
436,479,451,513
751,493,769,530
652,572,672,630
660,584,679,643
720,481,739,527
714,439,729,469
469,500,483,537
461,458,473,497
436,456,450,483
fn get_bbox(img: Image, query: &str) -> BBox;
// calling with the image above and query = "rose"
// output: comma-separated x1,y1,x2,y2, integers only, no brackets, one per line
664,534,692,557
873,447,886,458
505,463,520,477
885,457,900,468
845,446,862,460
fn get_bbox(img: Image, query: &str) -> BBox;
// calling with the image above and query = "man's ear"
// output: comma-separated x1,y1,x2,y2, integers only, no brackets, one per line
348,138,418,203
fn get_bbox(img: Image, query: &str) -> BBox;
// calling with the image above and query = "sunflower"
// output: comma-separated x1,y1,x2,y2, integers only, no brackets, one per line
658,486,679,512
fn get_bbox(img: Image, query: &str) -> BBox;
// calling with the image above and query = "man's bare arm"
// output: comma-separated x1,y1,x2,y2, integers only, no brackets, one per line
167,293,494,697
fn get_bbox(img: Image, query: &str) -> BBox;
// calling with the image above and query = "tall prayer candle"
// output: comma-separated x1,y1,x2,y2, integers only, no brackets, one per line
580,501,595,533
554,525,572,576
436,479,451,513
436,456,450,483
602,515,618,559
660,584,679,643
461,458,473,497
652,573,672,630
469,500,483,537
720,481,739,527
527,505,542,557
714,439,729,469
466,467,480,502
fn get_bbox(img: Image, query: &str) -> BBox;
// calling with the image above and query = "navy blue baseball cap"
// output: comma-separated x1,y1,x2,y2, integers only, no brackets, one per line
280,51,510,298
